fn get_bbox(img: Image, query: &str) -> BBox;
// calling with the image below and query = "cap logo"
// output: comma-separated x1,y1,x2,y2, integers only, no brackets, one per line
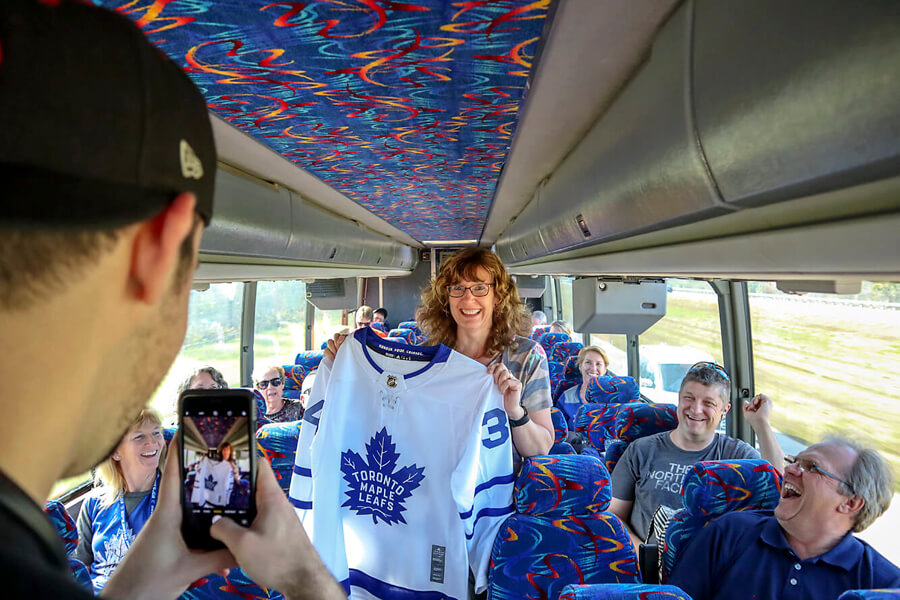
180,140,204,180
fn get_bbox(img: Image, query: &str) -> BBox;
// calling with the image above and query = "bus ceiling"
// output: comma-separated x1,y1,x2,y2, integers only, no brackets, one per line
95,1,900,278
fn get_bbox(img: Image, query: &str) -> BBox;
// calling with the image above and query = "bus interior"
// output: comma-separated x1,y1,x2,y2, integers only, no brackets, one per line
57,0,900,594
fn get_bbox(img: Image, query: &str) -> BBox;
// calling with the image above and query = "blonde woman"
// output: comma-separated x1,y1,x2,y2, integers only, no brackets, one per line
73,409,165,592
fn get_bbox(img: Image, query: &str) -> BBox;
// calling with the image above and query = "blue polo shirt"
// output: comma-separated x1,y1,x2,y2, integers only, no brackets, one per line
668,510,900,600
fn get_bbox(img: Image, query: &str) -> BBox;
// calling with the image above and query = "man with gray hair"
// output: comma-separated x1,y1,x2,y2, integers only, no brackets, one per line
610,362,784,550
669,437,900,598
531,310,548,329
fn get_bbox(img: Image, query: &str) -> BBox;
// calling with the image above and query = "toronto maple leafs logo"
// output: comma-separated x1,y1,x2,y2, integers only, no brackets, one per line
341,427,424,525
204,473,217,491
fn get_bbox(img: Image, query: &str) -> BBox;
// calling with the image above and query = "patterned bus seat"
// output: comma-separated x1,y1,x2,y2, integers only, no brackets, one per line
538,332,571,355
397,320,420,334
387,328,417,344
549,360,566,397
256,421,302,495
584,375,640,405
549,408,576,454
179,569,283,599
551,341,584,363
43,500,93,590
531,326,549,342
559,583,694,599
573,402,643,454
661,460,783,582
489,455,640,599
370,321,389,333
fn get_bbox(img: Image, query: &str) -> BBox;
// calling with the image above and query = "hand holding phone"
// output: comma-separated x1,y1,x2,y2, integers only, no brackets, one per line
179,389,258,550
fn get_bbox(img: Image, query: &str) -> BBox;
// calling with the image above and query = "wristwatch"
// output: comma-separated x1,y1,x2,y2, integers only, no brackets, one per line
509,407,530,428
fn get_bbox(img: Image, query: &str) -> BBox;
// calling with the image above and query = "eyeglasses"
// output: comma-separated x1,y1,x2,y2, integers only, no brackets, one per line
256,377,284,390
447,283,494,298
357,321,371,327
688,361,730,382
784,454,854,494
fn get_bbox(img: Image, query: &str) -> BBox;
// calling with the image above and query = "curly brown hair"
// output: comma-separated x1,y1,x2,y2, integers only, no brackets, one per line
418,248,530,357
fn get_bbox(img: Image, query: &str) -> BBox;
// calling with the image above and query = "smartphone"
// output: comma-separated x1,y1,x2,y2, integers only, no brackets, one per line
178,388,257,550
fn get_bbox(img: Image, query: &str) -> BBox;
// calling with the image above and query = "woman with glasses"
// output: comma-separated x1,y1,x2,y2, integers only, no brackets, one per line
322,248,554,463
417,247,554,463
255,365,304,422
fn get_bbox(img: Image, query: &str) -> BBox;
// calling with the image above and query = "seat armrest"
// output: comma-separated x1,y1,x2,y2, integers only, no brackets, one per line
639,543,660,584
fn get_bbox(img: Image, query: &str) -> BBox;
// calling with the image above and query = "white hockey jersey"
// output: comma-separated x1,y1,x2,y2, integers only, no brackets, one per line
191,458,234,507
289,328,515,599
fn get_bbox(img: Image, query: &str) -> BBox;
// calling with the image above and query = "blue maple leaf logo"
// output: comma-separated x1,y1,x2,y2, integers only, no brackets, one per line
340,427,425,525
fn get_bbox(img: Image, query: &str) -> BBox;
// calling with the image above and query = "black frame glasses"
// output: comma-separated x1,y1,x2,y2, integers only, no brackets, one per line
447,283,494,298
256,377,284,390
784,454,855,494
688,361,730,382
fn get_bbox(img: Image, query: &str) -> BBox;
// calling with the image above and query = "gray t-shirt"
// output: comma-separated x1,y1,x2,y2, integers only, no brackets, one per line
611,431,759,542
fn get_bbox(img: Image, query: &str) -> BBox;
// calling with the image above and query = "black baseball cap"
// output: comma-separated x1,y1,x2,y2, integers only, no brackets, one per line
0,0,215,228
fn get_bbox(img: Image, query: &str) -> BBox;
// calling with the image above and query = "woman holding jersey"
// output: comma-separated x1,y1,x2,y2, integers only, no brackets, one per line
325,248,554,461
74,409,165,592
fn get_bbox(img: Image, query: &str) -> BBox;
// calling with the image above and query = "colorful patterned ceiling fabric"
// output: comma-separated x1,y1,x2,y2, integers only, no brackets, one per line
94,0,554,242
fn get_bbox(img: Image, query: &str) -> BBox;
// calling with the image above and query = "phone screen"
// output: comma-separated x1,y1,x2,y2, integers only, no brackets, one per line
178,389,257,550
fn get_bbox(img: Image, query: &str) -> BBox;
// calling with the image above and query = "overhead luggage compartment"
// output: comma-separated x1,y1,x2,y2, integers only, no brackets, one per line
200,167,417,273
497,0,900,265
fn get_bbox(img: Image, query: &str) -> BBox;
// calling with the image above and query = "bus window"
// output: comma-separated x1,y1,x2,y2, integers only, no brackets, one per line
588,334,628,376
559,277,575,338
748,281,900,564
314,308,348,349
149,282,244,423
253,280,307,369
637,280,724,405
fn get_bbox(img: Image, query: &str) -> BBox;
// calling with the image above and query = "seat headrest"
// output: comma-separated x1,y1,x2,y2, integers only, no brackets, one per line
370,321,389,333
397,320,419,332
283,364,310,398
584,375,640,404
681,459,783,516
538,332,570,353
615,402,678,442
387,328,417,344
575,402,644,448
43,500,77,555
515,455,612,517
530,326,549,341
550,341,584,362
294,350,324,368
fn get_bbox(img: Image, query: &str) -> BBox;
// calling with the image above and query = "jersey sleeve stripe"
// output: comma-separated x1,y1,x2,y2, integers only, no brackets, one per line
292,465,312,477
464,503,515,540
348,568,460,600
289,496,312,510
473,472,515,496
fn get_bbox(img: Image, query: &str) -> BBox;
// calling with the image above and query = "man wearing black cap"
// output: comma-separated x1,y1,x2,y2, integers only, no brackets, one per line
0,1,344,598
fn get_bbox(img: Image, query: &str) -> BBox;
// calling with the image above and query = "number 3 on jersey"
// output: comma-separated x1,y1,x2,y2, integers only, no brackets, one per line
481,408,509,449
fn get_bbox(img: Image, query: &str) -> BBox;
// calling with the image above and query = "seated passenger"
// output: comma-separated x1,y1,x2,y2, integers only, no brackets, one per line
558,345,609,425
178,365,228,392
73,409,165,592
256,365,304,422
355,305,387,337
669,437,900,598
374,307,389,329
609,362,783,550
531,309,548,329
548,319,572,336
